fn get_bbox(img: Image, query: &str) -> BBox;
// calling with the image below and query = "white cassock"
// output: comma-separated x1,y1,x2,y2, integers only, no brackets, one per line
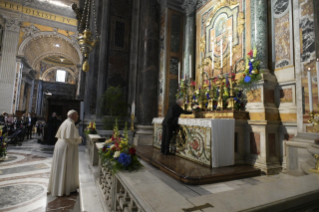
48,118,82,196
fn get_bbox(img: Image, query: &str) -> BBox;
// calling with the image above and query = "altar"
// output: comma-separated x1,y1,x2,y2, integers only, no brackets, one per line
153,117,235,168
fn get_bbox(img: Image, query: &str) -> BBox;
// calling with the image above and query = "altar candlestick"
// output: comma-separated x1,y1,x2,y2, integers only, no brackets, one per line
178,62,181,83
307,68,313,112
131,102,135,115
220,39,223,68
317,58,319,101
254,0,257,45
189,55,192,78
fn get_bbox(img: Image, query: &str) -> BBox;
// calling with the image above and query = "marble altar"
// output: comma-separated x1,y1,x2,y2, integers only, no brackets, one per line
152,117,235,168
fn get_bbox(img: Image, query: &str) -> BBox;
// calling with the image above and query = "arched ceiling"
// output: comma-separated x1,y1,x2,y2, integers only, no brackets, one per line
42,55,74,66
22,35,80,69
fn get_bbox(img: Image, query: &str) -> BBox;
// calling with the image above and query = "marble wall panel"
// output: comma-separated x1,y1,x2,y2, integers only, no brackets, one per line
268,133,276,157
264,89,275,104
272,0,294,70
250,132,261,155
168,79,178,108
280,88,293,103
170,14,181,53
247,89,262,103
170,57,179,75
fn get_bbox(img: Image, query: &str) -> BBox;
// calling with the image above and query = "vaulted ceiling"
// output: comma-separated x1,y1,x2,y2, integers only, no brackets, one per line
22,35,80,69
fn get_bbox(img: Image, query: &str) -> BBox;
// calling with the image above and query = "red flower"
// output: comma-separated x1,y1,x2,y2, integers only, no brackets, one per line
191,81,196,86
243,74,246,77
102,146,107,152
111,147,116,151
129,147,136,155
114,142,119,147
248,50,253,57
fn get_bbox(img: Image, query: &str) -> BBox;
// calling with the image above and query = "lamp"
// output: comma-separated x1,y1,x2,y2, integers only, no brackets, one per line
72,0,99,72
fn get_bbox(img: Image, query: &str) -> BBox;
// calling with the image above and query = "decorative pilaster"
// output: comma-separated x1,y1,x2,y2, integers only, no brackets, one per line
251,0,269,70
28,80,34,113
0,16,22,113
182,9,195,79
136,0,159,125
12,61,23,114
18,81,25,111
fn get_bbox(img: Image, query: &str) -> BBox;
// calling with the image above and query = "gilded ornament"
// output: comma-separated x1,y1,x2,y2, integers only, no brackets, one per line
237,12,245,35
200,35,206,53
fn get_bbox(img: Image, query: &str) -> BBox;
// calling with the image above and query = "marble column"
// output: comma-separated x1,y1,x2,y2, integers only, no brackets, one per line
183,12,195,79
28,80,34,113
12,61,23,114
136,0,160,125
36,80,43,116
0,16,22,113
95,0,110,116
251,0,269,70
18,80,25,111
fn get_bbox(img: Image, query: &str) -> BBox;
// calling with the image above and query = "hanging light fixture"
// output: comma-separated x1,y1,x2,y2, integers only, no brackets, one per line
72,0,99,72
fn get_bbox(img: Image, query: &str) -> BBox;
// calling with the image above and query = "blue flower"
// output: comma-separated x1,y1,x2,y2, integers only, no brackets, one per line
206,93,210,99
118,153,132,167
249,62,253,74
234,97,240,103
193,95,196,100
237,91,242,98
244,76,251,83
216,88,219,97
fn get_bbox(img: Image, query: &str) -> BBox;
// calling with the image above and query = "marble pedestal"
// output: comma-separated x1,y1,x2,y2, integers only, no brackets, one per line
86,134,103,166
133,125,153,146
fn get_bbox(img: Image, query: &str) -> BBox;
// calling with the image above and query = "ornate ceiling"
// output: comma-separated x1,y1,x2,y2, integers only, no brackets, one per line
39,0,79,7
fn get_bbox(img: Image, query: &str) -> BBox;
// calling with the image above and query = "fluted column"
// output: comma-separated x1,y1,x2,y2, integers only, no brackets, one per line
251,0,269,70
0,16,22,113
12,61,23,114
18,80,26,111
136,0,159,125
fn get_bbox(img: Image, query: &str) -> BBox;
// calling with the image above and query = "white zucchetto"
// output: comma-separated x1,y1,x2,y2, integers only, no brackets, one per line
67,110,77,117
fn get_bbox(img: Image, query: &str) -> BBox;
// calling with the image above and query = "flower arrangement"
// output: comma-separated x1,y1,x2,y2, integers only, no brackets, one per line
99,121,143,173
84,120,98,136
238,47,262,90
0,127,7,158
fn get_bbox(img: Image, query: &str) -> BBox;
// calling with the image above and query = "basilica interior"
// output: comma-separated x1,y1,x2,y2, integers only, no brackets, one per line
0,0,319,211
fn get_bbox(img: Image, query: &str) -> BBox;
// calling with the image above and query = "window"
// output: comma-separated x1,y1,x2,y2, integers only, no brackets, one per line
56,70,66,82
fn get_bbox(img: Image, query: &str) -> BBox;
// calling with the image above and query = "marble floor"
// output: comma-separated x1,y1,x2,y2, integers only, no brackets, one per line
0,137,80,212
1,138,318,212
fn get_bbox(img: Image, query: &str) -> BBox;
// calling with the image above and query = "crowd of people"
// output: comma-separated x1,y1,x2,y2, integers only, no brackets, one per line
0,111,52,142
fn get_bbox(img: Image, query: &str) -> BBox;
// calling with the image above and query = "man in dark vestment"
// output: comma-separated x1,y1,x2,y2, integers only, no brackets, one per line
161,99,192,155
26,113,33,139
47,112,58,145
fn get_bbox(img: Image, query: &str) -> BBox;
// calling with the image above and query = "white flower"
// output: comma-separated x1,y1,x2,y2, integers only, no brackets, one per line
250,59,254,62
110,144,115,149
113,151,121,158
246,66,250,69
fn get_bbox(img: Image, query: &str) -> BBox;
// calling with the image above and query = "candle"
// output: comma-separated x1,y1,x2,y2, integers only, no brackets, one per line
131,102,135,115
229,35,232,67
178,62,181,84
317,58,319,102
307,68,313,112
254,0,257,44
212,40,215,70
220,38,223,68
189,55,192,78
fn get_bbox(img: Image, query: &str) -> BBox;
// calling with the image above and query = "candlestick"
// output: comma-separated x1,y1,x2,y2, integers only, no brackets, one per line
254,0,257,45
178,62,181,84
317,58,319,102
189,55,192,78
220,38,223,68
131,102,135,115
308,68,313,112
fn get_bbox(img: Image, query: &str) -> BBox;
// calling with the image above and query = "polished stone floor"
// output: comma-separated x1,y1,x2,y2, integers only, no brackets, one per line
0,137,80,212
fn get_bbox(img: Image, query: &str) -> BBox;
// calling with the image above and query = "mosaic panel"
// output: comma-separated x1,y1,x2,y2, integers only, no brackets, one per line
176,125,211,166
250,132,260,155
169,57,179,75
280,88,293,103
158,11,166,117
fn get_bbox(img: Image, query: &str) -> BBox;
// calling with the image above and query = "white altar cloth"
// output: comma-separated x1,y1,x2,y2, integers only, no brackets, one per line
178,118,235,168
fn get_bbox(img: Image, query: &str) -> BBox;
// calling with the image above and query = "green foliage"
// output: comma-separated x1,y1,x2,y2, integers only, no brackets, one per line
100,86,128,130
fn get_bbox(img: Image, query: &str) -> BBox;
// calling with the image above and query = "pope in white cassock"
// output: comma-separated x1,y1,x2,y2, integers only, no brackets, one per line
48,110,82,196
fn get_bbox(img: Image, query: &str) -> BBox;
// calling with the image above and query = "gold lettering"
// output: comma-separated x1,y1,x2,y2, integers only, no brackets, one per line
16,5,19,11
9,3,14,8
66,19,70,23
44,14,49,19
26,8,31,14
